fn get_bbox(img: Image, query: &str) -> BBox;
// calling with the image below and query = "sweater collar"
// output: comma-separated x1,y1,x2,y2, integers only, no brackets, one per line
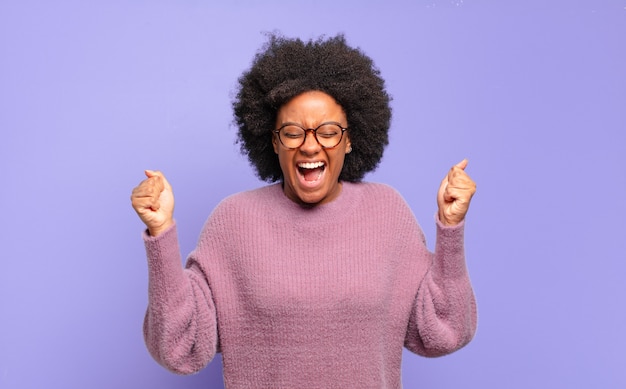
269,181,362,226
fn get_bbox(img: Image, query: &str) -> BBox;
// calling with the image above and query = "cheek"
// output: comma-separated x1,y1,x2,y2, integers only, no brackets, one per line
331,153,347,173
276,149,295,173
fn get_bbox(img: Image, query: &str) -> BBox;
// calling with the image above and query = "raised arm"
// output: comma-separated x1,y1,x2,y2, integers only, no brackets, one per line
132,171,218,373
404,219,477,357
405,160,478,356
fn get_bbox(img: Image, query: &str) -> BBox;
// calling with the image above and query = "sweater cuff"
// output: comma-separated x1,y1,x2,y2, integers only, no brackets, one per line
434,212,466,231
433,213,467,278
142,220,177,242
142,221,185,289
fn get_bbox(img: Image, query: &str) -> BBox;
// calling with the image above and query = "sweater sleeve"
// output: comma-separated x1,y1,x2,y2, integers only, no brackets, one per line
404,214,478,357
142,222,218,374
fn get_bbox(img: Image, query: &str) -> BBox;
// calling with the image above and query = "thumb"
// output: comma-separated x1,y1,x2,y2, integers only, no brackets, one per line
145,169,160,178
454,159,469,170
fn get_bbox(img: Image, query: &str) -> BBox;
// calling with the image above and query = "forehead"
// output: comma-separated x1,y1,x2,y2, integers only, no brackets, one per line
276,91,345,125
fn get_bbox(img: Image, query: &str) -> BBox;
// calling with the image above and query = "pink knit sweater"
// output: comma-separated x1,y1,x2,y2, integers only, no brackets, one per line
142,182,477,388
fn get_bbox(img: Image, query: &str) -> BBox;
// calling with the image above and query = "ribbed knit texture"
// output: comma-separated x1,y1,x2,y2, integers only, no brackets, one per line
143,182,477,388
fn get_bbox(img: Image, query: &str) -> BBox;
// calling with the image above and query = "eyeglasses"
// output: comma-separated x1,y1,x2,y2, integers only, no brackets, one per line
273,122,348,149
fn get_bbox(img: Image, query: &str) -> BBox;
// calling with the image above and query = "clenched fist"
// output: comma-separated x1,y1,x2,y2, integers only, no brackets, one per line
437,159,477,226
131,170,175,236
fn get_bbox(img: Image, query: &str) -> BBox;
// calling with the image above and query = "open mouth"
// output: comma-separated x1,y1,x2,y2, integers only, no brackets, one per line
297,161,325,182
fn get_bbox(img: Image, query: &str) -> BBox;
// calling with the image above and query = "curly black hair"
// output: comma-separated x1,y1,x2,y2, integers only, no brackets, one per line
233,33,392,182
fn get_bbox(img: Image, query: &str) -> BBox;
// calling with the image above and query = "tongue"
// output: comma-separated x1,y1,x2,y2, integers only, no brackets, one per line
303,167,323,182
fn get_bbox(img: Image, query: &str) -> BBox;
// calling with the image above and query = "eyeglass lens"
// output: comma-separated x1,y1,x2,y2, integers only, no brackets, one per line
277,123,344,149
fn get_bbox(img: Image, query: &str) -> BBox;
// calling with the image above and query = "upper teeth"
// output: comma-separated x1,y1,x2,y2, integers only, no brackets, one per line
298,162,324,169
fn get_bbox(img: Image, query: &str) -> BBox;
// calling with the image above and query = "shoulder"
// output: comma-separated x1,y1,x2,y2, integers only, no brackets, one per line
347,181,409,208
221,184,279,204
348,182,425,243
210,184,281,216
198,185,281,237
343,182,417,225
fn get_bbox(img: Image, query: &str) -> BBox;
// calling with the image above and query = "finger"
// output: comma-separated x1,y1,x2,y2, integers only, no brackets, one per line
133,197,160,212
448,167,475,189
447,161,466,184
134,176,164,197
443,187,455,203
444,185,471,202
144,172,165,193
448,172,471,189
146,169,172,192
454,159,468,170
131,183,161,209
132,180,164,210
437,175,449,199
145,170,164,186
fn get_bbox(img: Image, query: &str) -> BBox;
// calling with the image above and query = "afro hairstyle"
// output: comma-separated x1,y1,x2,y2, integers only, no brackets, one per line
233,33,392,183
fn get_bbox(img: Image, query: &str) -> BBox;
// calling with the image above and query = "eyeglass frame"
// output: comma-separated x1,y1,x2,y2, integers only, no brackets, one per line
273,121,349,150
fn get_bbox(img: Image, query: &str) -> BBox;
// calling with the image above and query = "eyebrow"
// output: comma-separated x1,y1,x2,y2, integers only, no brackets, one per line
276,121,346,129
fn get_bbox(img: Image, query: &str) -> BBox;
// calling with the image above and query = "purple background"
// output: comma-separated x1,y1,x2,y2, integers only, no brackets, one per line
1,1,625,388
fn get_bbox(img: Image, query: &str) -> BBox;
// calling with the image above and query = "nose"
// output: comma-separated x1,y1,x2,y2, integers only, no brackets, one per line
299,129,321,154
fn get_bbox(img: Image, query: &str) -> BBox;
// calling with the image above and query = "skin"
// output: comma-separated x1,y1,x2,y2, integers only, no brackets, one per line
131,91,476,235
437,158,477,226
272,91,352,207
131,169,175,237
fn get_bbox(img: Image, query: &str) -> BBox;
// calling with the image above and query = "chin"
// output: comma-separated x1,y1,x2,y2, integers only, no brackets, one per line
293,191,326,206
292,181,341,206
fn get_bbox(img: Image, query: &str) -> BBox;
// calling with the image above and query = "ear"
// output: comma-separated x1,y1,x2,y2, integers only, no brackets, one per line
272,132,279,154
344,133,352,154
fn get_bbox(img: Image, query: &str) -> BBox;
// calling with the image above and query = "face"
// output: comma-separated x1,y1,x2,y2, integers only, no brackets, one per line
273,91,352,206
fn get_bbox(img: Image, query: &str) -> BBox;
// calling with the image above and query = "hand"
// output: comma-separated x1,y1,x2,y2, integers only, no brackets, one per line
131,170,175,236
437,159,476,226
